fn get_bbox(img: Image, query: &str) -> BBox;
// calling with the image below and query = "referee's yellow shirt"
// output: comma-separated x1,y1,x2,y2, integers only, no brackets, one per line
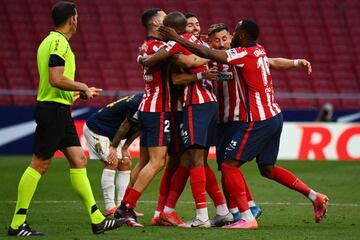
36,31,76,105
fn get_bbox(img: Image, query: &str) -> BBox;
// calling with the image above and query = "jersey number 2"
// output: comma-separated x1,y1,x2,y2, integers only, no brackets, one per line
164,120,170,133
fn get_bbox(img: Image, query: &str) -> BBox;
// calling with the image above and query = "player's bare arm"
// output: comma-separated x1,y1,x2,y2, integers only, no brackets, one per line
139,48,208,69
49,66,102,99
158,25,228,64
107,118,134,164
268,58,312,75
140,48,173,67
172,68,218,85
171,53,210,69
121,130,141,161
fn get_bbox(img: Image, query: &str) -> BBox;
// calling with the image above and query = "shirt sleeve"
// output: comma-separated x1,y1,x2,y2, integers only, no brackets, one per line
225,48,248,65
165,41,186,55
48,54,65,67
152,41,167,53
49,37,69,61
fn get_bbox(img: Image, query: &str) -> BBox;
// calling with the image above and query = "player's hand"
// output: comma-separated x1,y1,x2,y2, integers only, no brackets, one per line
203,68,218,81
89,87,102,97
298,59,312,75
158,25,179,41
137,55,149,66
121,147,131,161
73,91,80,102
107,146,118,165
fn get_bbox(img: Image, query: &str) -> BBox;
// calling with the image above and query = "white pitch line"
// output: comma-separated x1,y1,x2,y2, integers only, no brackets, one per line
0,200,359,207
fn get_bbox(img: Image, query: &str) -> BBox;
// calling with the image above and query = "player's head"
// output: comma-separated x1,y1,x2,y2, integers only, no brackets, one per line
51,1,77,34
232,19,259,48
184,12,200,38
141,8,166,31
163,11,187,34
208,23,232,50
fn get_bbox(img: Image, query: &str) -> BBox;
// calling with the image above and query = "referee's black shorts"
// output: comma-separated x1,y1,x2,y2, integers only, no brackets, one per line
33,101,81,159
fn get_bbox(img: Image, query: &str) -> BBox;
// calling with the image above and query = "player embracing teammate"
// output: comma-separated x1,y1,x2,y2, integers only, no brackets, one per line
159,19,329,229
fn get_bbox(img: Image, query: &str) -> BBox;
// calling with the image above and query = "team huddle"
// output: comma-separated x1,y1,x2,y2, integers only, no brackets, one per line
7,2,329,237
84,8,329,229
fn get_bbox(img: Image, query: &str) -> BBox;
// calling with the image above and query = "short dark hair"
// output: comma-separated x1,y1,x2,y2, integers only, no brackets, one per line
208,23,229,36
141,8,163,29
184,12,197,19
51,1,76,27
163,11,187,33
238,19,259,41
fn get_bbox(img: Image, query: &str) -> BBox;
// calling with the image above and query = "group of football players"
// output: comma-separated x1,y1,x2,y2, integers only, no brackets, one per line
84,8,329,229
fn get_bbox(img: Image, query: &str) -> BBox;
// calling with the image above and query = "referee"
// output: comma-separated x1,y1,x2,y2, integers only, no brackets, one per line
8,1,122,236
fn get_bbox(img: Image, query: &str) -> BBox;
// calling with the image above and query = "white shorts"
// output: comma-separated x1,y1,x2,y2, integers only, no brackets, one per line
83,123,124,162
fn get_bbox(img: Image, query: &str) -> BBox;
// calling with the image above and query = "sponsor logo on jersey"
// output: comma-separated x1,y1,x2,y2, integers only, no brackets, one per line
218,71,234,81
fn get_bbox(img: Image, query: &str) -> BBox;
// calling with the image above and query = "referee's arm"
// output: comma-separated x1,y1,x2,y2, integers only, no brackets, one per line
48,54,92,97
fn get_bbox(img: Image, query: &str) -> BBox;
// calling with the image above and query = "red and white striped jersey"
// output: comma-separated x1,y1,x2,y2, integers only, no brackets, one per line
166,33,216,107
209,61,241,123
225,43,281,122
138,36,170,112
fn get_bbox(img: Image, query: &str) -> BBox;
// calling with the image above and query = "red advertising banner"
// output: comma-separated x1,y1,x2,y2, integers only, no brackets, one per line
56,121,360,160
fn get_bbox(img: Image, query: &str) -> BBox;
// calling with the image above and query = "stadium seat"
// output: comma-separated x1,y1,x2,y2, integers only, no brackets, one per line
0,0,359,108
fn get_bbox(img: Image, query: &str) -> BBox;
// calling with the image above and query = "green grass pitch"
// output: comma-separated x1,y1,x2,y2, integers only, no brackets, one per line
0,156,359,239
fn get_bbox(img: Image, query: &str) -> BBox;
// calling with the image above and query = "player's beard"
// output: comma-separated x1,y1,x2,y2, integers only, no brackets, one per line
192,30,200,38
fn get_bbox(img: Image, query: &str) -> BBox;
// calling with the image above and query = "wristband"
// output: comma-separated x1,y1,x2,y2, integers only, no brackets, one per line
293,59,300,67
196,72,203,80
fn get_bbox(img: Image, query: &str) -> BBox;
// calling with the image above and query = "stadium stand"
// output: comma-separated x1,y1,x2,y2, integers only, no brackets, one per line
0,0,359,108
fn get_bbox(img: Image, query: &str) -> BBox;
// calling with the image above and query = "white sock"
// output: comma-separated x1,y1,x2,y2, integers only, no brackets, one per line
164,206,175,213
154,210,161,217
248,200,256,208
101,169,116,210
116,170,130,205
308,189,317,202
216,203,229,216
196,208,209,222
230,207,239,214
240,209,254,222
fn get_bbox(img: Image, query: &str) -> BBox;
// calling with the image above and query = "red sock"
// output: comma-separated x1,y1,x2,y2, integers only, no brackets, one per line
221,173,237,209
190,166,207,209
267,165,311,196
166,166,189,209
205,166,225,207
239,171,253,201
155,167,172,212
221,163,249,212
123,187,131,200
123,188,141,209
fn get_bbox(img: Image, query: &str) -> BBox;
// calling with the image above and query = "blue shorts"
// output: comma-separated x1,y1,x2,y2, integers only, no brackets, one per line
216,121,242,170
225,113,283,165
182,102,218,149
139,111,170,147
168,111,184,155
